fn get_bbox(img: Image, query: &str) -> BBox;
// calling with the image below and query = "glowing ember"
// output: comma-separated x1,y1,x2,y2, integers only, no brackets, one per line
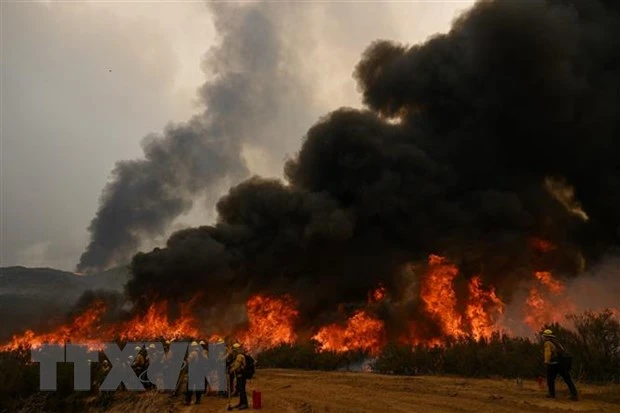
237,294,299,353
369,286,386,303
530,237,557,253
466,276,504,340
313,310,385,355
421,255,464,337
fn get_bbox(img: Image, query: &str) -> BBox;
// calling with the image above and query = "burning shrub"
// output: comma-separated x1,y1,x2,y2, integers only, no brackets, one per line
371,310,620,382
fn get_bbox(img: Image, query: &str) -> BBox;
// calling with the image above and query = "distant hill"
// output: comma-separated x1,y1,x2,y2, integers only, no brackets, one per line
0,266,130,339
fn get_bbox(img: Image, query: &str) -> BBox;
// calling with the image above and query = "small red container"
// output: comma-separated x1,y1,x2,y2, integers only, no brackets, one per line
252,390,262,409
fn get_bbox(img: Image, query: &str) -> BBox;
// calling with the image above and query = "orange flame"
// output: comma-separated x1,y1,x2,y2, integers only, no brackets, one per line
525,271,575,330
118,300,201,342
237,295,299,353
421,255,464,337
313,310,385,355
466,276,505,340
0,301,109,351
3,250,612,356
1,294,299,354
533,271,564,294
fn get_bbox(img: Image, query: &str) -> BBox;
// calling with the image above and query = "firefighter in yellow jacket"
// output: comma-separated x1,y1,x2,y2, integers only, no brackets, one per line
228,343,249,410
132,346,147,380
185,342,204,405
543,329,578,400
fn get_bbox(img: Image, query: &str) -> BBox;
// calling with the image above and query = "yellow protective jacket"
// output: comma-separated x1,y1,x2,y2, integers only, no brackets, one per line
230,353,246,376
544,340,558,364
133,353,147,369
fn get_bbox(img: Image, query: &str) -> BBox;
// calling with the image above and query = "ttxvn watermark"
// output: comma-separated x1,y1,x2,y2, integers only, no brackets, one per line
31,341,226,391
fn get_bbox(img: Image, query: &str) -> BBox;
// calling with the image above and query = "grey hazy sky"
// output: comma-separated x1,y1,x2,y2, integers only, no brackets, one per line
1,0,473,271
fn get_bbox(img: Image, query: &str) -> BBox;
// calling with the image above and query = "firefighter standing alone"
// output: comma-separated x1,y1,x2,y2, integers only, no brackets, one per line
229,343,249,410
543,329,578,400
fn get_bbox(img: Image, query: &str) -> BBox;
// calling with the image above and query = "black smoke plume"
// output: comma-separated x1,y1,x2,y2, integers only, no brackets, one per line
126,0,619,339
77,2,314,273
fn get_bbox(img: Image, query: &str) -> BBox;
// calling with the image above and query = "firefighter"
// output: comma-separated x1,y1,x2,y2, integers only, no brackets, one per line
199,340,208,356
214,339,230,398
132,345,147,383
226,342,236,397
543,329,578,400
199,340,215,395
146,343,161,390
184,341,204,405
94,359,113,403
228,343,249,410
93,359,111,393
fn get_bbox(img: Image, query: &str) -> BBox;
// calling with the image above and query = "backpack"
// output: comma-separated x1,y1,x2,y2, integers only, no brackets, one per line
559,351,573,371
552,339,573,371
244,354,256,379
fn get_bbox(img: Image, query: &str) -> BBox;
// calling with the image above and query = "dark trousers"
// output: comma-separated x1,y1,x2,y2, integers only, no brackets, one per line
229,372,235,394
185,390,203,404
236,375,248,406
185,389,204,404
547,363,578,397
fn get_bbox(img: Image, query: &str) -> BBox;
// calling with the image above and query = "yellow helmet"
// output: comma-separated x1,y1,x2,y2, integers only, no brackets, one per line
232,343,241,349
190,341,198,346
134,346,142,352
542,329,554,337
199,340,206,345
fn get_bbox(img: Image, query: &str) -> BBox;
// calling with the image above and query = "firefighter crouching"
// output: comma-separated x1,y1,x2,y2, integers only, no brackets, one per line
229,343,249,410
543,329,578,400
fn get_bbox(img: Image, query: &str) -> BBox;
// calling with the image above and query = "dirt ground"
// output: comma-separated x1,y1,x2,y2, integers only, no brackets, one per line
98,369,620,413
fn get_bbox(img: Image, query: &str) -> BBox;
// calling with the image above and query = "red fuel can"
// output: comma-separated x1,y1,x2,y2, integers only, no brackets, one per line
252,390,262,409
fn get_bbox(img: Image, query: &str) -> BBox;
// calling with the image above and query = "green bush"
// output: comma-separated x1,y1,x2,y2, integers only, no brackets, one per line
257,342,368,371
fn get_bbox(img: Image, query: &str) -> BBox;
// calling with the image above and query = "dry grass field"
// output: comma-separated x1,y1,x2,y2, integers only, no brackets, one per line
73,369,620,413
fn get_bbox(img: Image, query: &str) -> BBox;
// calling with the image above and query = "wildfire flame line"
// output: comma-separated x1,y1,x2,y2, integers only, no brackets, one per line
1,250,616,355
